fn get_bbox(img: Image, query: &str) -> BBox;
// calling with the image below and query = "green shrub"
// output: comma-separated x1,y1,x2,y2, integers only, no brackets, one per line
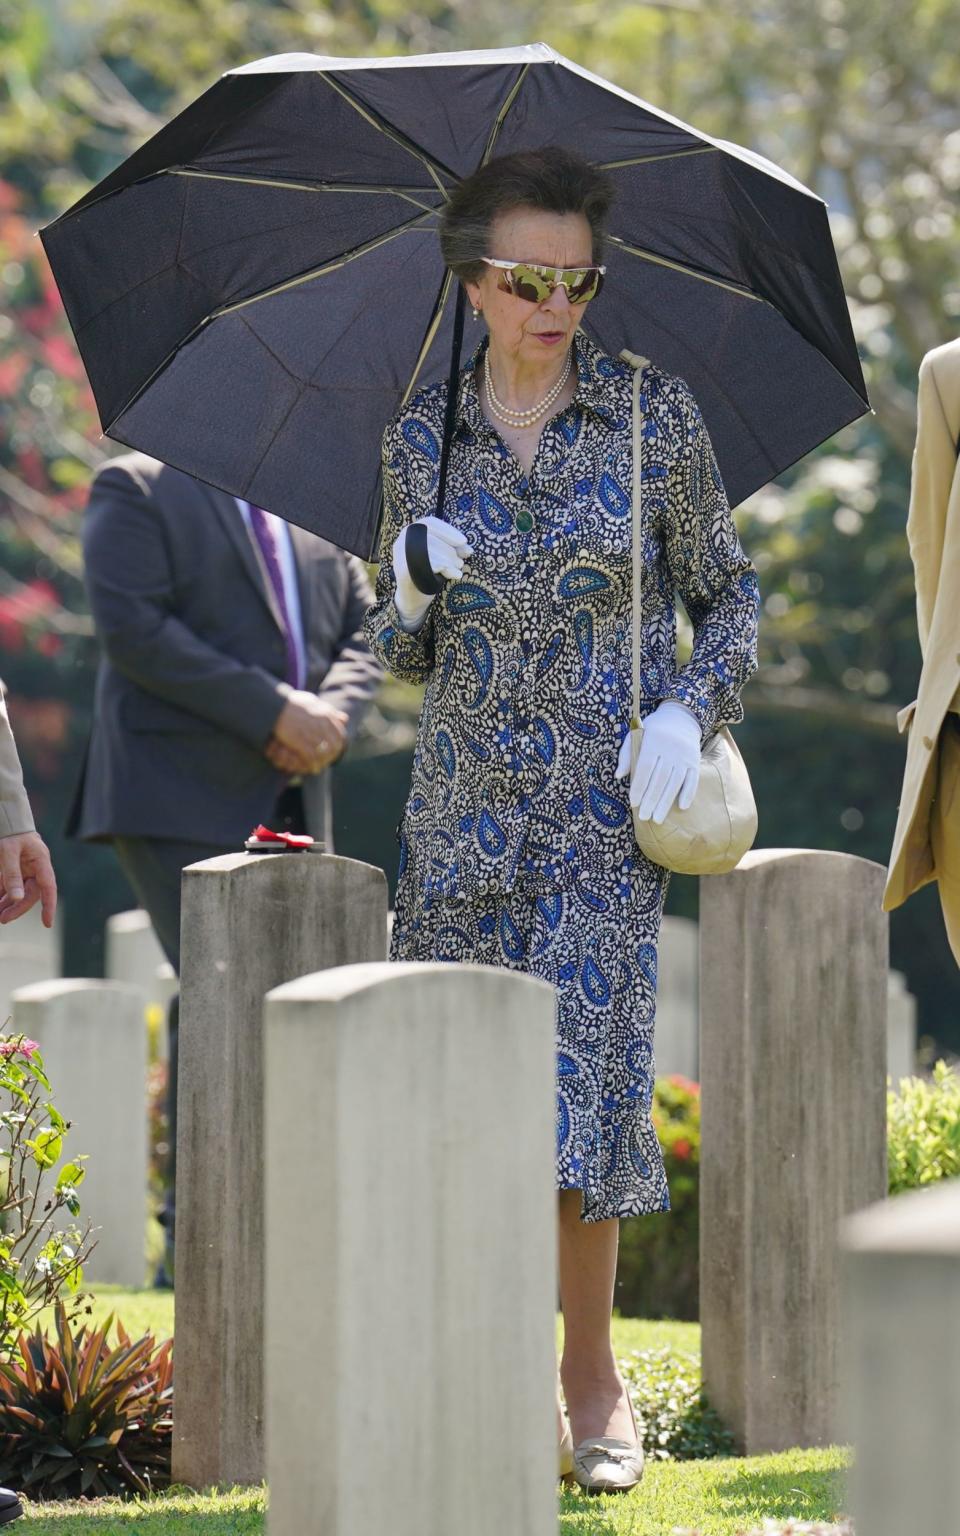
617,1060,960,1323
621,1344,734,1461
0,1035,95,1357
615,1074,700,1319
888,1059,960,1195
0,1302,172,1498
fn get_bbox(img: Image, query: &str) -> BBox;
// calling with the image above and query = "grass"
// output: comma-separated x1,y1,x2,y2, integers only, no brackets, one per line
49,1286,175,1344
17,1292,851,1535
557,1449,849,1534
17,1453,851,1534
45,1291,690,1359
20,1488,265,1532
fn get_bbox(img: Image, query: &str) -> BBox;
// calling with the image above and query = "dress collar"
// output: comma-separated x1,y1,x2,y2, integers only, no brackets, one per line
455,329,626,439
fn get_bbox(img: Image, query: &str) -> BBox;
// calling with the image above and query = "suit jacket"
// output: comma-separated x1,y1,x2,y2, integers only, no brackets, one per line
884,339,960,910
0,683,34,837
70,453,381,848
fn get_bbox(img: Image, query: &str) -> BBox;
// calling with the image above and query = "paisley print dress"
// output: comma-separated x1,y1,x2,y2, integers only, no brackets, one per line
363,330,760,1221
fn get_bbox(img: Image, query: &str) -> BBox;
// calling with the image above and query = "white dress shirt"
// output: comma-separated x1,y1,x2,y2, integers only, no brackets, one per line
235,499,307,690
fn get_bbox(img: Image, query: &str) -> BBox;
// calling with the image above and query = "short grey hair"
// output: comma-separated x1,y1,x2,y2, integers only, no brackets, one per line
438,146,615,283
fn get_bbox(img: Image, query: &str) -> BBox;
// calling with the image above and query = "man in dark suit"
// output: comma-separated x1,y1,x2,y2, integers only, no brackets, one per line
72,452,381,1282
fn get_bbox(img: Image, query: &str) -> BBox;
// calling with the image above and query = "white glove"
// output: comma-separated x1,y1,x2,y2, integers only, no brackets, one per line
392,515,473,631
615,699,702,823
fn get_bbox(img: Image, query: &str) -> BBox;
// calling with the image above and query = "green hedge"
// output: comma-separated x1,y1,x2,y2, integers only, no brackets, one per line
616,1061,960,1319
616,1075,700,1320
887,1059,960,1194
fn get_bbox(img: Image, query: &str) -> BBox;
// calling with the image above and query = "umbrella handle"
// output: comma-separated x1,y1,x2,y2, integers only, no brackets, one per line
404,521,446,595
434,281,466,528
399,281,466,597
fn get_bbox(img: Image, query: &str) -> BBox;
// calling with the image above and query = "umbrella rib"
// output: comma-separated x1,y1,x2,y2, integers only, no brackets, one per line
607,234,771,305
477,64,530,166
211,210,436,318
320,72,456,200
401,267,455,409
398,66,532,409
598,147,721,170
166,167,442,215
104,210,436,429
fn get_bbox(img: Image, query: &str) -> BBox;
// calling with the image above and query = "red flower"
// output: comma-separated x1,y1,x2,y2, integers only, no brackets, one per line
667,1073,700,1097
672,1138,692,1161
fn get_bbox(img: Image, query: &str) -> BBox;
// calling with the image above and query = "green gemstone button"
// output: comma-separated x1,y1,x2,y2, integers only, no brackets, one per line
515,509,534,533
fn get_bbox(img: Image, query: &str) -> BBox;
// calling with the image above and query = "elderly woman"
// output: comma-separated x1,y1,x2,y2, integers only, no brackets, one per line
363,146,759,1494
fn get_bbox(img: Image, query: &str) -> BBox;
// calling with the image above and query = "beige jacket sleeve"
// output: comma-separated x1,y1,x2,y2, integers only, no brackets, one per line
907,348,960,659
0,683,35,837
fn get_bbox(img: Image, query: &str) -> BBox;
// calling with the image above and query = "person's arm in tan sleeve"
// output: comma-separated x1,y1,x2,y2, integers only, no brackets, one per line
907,350,959,658
0,689,34,838
0,685,57,929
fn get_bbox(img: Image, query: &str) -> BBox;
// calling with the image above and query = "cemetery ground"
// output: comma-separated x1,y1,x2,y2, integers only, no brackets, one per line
23,1289,850,1535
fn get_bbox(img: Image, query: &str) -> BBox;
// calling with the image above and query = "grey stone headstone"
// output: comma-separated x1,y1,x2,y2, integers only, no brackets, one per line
0,901,61,975
172,852,388,1490
11,979,147,1287
654,915,699,1081
1,946,57,1033
886,969,918,1090
105,909,166,996
699,848,888,1453
264,962,557,1536
841,1179,960,1534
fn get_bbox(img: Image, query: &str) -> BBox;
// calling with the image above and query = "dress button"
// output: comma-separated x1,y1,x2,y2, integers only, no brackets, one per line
923,735,934,750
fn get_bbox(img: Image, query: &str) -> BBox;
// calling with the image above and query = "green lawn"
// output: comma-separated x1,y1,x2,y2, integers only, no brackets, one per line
19,1291,850,1535
48,1285,175,1344
18,1453,851,1534
51,1290,697,1356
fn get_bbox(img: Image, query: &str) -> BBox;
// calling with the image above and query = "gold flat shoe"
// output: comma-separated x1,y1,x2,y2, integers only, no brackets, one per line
572,1434,645,1494
572,1390,644,1495
559,1418,574,1482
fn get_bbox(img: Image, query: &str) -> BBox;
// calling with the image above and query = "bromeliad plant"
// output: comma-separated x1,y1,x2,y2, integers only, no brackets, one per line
0,1034,94,1359
0,1302,173,1497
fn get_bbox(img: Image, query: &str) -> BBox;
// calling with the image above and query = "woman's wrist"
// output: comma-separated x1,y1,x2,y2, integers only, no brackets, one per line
394,592,433,633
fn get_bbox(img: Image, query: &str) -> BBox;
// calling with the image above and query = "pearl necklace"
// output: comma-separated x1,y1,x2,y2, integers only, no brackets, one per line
483,347,573,428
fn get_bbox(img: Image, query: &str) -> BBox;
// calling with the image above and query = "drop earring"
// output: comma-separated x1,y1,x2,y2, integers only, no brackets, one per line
472,305,481,321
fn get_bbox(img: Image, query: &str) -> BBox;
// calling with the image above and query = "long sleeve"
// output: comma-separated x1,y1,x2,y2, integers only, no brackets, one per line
0,686,35,837
907,351,958,660
361,419,437,685
83,463,289,749
316,556,382,741
659,383,761,744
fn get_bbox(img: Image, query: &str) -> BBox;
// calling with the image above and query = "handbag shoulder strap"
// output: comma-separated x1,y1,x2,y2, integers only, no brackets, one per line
619,349,651,731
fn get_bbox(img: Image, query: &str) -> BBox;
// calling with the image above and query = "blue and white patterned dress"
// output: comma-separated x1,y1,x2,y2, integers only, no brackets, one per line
363,330,760,1221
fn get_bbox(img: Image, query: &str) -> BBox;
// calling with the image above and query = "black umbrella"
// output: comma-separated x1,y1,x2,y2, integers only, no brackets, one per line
40,43,868,560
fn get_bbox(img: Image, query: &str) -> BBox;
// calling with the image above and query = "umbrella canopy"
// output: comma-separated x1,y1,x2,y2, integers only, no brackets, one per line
40,42,868,560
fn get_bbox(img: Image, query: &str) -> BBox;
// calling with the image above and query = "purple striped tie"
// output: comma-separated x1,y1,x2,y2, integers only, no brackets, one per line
247,505,300,688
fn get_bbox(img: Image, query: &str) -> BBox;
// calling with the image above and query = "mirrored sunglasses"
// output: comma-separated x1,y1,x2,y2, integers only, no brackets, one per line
481,257,606,305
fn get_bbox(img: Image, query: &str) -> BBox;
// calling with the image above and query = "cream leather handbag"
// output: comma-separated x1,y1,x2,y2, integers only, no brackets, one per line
620,349,758,876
